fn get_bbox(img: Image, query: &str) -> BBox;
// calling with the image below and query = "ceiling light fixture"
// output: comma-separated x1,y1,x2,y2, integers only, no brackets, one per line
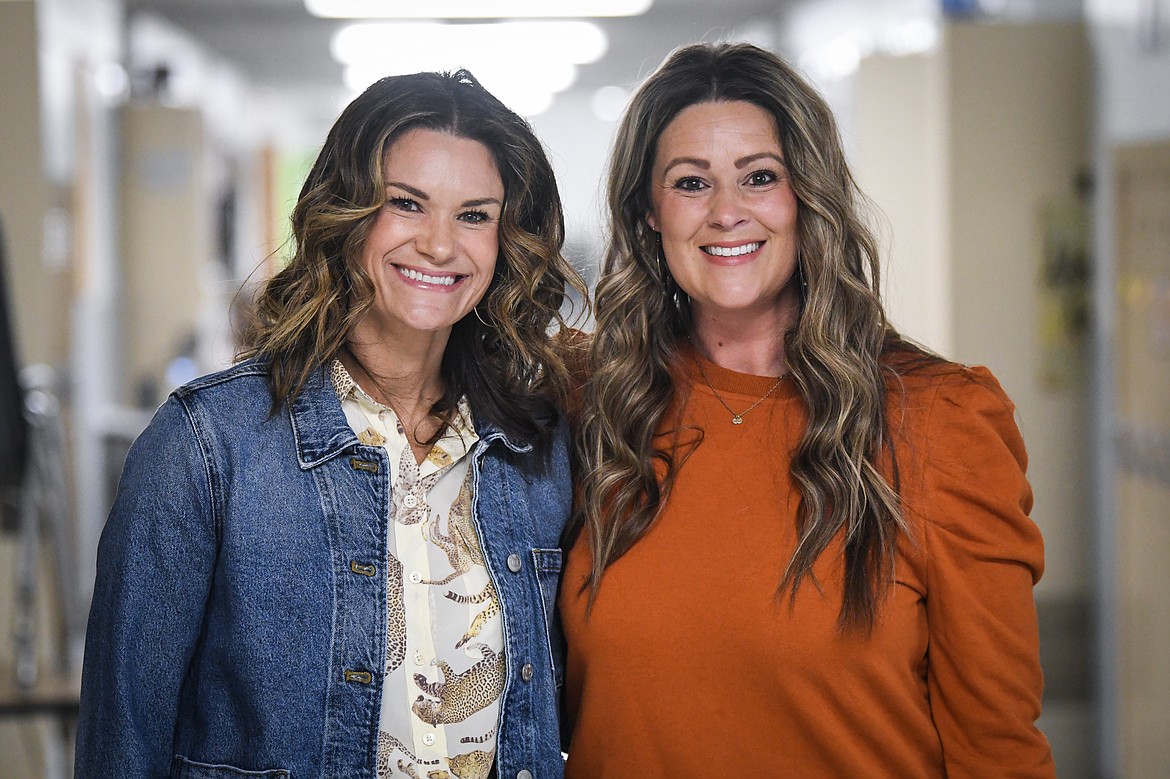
307,0,652,18
332,21,607,117
331,21,607,66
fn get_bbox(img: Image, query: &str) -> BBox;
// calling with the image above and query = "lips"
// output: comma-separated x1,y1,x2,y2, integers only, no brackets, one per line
701,241,762,258
395,265,463,287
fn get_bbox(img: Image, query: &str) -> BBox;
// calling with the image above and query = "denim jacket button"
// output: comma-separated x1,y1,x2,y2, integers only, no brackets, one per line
520,662,534,682
506,553,523,573
350,457,378,473
349,561,376,577
517,770,533,779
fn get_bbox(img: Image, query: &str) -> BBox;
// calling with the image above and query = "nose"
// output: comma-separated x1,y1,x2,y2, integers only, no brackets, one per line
415,216,457,263
707,186,749,230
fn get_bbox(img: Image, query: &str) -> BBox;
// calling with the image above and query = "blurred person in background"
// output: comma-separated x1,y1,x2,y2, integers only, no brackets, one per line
76,68,585,779
562,42,1055,778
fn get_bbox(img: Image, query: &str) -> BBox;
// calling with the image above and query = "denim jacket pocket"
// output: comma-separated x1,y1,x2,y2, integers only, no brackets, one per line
172,755,291,779
532,547,565,689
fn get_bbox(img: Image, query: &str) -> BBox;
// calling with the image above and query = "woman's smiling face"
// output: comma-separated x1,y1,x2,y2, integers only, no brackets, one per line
647,100,800,330
354,127,504,344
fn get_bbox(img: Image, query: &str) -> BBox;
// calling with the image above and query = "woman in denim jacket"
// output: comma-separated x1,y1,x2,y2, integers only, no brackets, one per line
76,70,586,779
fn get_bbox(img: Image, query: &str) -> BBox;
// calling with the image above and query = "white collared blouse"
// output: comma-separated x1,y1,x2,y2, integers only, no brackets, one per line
331,361,505,779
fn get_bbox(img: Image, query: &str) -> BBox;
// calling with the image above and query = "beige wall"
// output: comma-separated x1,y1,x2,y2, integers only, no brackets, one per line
0,1,56,367
119,104,211,407
855,50,951,355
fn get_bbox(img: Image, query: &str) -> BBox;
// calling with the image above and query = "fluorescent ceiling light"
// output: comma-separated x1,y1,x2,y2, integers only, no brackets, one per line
332,21,607,66
336,23,596,118
307,0,652,18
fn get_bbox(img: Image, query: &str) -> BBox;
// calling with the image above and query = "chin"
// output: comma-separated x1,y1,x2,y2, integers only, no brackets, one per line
704,291,770,310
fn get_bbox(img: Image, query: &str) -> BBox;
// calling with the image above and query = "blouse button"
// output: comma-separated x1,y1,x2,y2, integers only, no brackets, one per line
409,570,423,584
520,662,534,682
422,732,436,746
414,652,425,666
517,771,533,779
506,554,523,573
403,494,420,509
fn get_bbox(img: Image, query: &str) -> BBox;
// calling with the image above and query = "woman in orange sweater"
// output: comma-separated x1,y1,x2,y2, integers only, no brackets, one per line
562,42,1056,778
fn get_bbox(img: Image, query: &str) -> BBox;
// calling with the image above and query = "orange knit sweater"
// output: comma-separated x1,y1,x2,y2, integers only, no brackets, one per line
560,349,1055,778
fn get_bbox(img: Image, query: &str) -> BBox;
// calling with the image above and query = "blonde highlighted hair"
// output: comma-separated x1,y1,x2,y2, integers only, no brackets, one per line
575,42,936,630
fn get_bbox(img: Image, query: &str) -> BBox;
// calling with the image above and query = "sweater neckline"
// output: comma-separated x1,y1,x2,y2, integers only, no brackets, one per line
680,341,799,401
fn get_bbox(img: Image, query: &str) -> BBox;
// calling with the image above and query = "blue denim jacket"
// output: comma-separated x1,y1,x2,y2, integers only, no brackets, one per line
75,359,569,779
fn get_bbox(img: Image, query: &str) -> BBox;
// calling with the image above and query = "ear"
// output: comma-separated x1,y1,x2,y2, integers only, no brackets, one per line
645,211,659,233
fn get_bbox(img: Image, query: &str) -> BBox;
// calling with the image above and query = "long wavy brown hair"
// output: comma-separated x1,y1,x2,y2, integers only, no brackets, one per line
239,70,587,455
575,42,937,630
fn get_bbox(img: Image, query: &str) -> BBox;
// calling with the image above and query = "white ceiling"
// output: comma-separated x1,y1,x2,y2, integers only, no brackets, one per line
122,0,800,97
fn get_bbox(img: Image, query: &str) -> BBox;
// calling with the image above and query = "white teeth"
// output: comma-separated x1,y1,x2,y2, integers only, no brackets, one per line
704,242,760,257
400,267,458,286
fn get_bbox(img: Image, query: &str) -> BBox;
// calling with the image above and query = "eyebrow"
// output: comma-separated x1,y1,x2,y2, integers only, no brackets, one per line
387,181,428,200
661,152,786,177
386,181,502,209
462,197,503,208
661,157,709,176
735,152,785,168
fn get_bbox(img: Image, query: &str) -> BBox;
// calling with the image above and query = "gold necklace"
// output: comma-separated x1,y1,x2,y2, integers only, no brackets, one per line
693,355,784,425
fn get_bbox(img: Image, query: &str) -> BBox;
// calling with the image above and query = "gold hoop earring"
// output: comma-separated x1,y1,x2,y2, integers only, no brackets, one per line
474,306,490,327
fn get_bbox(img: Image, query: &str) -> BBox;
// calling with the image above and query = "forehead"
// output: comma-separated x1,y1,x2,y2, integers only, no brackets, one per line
655,100,782,159
382,128,503,190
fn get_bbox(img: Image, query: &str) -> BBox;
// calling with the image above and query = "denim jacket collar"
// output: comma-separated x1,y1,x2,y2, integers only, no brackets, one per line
287,364,531,469
289,366,362,469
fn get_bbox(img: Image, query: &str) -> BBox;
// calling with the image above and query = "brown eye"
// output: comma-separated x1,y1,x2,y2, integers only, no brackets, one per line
459,210,492,225
387,197,421,212
746,170,778,186
674,176,706,192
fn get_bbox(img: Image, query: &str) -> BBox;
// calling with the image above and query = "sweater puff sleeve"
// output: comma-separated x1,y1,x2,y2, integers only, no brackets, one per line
918,366,1056,779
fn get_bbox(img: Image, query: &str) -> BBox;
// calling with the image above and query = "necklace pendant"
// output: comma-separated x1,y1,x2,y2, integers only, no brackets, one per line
732,415,743,425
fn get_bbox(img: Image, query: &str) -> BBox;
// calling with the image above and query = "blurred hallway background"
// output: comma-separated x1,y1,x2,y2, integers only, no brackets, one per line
0,0,1167,776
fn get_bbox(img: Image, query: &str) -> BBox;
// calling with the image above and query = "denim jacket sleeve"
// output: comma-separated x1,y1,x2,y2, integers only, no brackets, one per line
75,395,218,778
